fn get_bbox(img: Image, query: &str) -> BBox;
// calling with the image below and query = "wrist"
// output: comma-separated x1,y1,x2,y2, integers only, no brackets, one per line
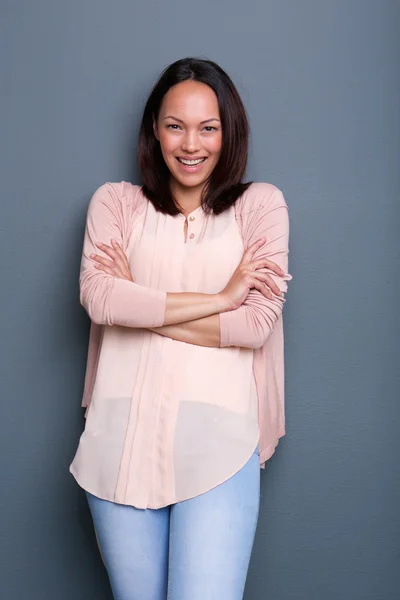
214,292,230,313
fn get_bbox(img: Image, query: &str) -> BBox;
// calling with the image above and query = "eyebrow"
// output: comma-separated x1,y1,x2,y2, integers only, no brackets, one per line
163,116,221,124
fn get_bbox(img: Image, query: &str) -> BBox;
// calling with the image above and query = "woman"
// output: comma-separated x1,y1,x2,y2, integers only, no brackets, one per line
69,57,292,600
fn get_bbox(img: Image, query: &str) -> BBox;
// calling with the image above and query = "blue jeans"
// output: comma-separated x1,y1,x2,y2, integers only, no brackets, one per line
85,445,260,600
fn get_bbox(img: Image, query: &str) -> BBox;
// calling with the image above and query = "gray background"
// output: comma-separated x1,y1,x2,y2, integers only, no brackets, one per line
1,1,399,599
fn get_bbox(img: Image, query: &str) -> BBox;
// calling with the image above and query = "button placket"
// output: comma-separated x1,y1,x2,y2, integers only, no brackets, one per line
187,214,196,241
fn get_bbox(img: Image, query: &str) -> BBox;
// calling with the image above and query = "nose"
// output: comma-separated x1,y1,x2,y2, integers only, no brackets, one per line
181,129,200,153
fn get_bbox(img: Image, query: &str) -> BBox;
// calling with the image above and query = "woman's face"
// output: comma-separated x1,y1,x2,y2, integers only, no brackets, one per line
153,80,223,192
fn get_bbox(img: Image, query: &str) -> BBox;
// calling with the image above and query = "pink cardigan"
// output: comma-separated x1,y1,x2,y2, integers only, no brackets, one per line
79,181,292,468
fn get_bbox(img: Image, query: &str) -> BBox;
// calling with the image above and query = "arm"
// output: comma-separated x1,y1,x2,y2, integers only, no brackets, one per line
150,314,221,347
149,188,292,349
80,183,228,328
219,187,292,349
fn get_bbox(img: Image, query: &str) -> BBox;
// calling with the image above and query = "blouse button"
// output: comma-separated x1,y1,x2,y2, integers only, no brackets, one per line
189,233,195,239
189,216,195,221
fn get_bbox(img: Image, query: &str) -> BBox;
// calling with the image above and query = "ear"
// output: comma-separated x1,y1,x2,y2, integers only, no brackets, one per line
152,113,159,141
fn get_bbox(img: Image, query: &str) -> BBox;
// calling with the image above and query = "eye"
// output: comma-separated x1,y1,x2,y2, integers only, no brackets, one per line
167,124,181,130
203,126,217,132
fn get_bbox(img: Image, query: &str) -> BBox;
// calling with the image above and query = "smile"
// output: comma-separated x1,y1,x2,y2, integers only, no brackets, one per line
177,157,207,165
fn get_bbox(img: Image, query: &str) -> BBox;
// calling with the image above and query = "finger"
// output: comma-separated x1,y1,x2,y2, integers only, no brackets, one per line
97,242,128,273
95,243,119,260
111,240,131,270
111,239,127,259
251,279,275,299
95,264,115,276
252,272,284,297
243,237,266,261
109,241,134,279
90,254,115,268
249,258,286,276
241,237,266,264
96,263,132,281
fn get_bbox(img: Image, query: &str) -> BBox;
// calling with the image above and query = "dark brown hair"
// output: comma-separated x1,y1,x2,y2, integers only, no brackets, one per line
137,57,253,215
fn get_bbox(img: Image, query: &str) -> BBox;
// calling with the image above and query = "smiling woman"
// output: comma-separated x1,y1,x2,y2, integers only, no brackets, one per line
69,56,292,600
155,90,222,184
138,59,252,217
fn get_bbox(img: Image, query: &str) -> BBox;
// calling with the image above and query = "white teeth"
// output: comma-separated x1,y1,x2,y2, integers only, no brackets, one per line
178,158,206,166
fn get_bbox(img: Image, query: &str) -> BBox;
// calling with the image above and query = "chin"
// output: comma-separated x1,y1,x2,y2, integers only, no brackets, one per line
175,175,208,188
170,167,205,185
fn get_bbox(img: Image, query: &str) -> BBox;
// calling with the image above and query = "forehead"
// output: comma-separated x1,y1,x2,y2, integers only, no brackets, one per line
160,81,220,119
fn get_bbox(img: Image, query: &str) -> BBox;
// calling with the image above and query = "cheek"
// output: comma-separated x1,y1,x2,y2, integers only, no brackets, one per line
159,132,177,155
207,134,222,155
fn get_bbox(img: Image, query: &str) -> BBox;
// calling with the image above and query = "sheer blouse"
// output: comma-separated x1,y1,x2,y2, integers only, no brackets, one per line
69,181,292,508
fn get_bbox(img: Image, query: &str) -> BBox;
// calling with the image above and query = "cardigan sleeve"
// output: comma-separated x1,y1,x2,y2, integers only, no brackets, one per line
219,187,292,349
79,182,167,328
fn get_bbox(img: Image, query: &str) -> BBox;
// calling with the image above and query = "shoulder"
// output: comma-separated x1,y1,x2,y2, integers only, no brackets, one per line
235,182,287,215
89,181,147,213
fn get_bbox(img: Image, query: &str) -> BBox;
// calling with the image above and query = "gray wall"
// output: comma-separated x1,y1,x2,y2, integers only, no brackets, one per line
1,1,399,599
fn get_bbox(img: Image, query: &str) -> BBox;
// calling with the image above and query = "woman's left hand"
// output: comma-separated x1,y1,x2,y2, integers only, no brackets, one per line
90,240,134,282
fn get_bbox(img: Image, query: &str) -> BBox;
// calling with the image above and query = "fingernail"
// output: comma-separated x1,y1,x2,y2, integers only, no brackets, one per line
90,253,95,258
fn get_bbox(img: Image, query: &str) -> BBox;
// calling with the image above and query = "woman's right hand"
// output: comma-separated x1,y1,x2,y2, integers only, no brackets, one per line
218,237,286,311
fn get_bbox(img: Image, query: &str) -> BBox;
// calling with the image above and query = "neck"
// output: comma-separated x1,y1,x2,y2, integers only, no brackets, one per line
170,177,204,216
